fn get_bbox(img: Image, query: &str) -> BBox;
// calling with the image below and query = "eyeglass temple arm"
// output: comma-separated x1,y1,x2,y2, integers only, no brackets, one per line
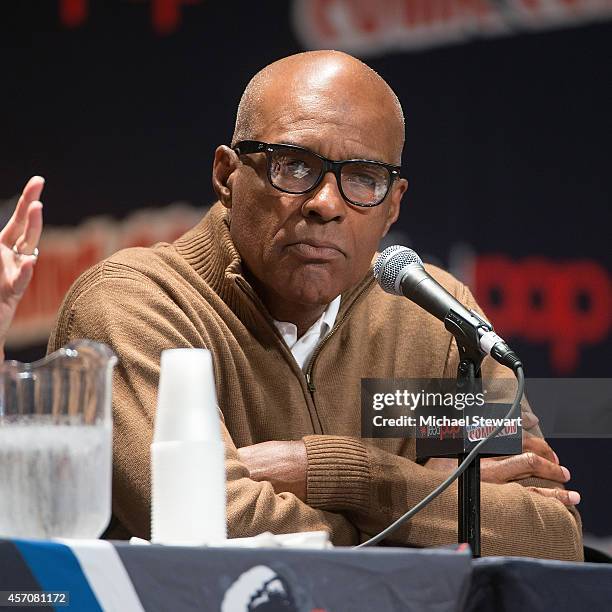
234,141,267,155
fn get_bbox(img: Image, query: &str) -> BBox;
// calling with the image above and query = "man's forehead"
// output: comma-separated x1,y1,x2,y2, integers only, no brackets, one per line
255,90,401,161
262,121,395,163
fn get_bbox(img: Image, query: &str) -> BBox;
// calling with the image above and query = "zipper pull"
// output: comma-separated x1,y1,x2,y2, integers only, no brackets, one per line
306,372,316,393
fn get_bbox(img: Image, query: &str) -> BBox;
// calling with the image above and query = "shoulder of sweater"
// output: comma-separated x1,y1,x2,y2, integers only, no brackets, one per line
102,242,186,277
49,243,194,354
423,263,467,299
62,242,192,306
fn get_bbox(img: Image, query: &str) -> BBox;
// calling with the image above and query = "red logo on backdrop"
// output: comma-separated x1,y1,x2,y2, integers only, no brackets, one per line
292,0,612,55
474,256,611,373
59,0,202,35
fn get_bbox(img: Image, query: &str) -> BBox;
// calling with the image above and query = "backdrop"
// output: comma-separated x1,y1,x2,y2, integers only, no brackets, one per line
1,0,610,540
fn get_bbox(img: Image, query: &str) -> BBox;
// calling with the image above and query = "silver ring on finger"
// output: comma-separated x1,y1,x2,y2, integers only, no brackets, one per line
12,244,39,259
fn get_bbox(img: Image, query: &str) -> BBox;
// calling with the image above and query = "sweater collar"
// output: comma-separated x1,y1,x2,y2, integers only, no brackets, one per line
174,202,375,321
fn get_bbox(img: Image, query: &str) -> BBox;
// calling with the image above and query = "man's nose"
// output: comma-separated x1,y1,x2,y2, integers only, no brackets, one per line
301,172,347,222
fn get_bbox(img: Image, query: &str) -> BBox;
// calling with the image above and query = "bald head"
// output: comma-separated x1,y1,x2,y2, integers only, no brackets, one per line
232,51,405,165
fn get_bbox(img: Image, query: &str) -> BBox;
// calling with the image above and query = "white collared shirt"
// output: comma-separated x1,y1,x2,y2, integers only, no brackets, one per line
273,296,342,371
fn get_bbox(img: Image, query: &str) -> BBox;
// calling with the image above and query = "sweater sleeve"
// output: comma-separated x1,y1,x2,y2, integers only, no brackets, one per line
303,435,583,559
48,263,359,544
302,282,583,561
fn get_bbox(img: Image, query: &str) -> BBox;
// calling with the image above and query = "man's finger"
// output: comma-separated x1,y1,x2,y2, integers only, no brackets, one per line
12,258,36,298
482,452,570,484
527,486,581,506
520,408,539,430
1,176,45,246
13,201,43,256
522,433,558,464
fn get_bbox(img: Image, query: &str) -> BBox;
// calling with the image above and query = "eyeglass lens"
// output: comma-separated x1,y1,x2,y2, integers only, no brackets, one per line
269,147,390,206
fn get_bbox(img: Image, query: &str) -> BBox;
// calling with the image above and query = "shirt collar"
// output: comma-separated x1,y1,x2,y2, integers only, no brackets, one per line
273,295,341,348
321,294,341,336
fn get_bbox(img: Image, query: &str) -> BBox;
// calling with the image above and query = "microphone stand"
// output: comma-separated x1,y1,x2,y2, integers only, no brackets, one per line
444,309,489,557
415,306,520,558
455,347,485,558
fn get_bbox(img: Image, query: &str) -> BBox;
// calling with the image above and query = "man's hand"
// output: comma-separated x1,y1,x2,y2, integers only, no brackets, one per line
238,440,308,501
0,176,44,359
425,432,580,506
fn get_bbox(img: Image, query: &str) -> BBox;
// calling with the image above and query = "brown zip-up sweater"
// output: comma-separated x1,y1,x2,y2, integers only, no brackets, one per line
49,203,583,560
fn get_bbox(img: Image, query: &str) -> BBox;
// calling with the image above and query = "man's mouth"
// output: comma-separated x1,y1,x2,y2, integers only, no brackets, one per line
286,240,344,261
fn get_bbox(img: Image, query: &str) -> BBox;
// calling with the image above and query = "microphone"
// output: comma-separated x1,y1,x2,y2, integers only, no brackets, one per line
373,245,522,371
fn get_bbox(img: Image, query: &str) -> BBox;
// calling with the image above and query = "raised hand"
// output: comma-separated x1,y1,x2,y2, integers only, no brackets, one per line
0,176,44,359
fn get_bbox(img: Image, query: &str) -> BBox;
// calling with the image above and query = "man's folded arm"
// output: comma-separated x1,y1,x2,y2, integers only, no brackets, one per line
48,264,359,544
303,434,583,560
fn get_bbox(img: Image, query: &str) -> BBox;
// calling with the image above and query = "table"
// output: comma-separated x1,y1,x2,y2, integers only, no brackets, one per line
1,539,611,611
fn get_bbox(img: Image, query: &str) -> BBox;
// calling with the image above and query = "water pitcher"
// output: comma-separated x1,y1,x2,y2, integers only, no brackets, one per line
0,340,117,539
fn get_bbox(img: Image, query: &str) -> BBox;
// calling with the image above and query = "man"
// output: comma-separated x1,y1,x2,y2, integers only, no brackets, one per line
49,51,582,559
0,176,43,361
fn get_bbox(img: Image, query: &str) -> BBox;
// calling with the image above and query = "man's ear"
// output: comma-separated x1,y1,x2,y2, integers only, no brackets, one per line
212,145,239,209
381,177,408,237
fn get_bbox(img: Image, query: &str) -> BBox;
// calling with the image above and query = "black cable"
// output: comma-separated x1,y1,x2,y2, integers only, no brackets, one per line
356,365,525,548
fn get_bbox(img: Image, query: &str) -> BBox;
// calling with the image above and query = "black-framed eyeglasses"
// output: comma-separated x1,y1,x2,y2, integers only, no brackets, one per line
233,140,401,208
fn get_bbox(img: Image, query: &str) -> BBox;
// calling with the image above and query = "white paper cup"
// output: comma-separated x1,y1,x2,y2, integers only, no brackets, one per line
154,349,221,443
151,440,226,545
151,349,226,545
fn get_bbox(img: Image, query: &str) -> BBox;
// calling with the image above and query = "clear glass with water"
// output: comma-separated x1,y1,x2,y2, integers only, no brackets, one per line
0,340,117,539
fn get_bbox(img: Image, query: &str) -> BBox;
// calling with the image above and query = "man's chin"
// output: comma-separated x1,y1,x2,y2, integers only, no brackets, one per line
280,286,341,308
268,273,343,307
